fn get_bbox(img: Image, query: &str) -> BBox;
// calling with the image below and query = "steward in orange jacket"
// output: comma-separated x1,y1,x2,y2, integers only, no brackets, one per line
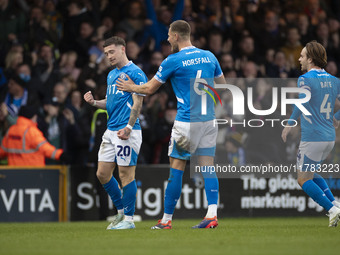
0,106,65,166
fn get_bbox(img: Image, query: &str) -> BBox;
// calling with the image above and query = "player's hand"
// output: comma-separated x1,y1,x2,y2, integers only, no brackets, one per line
84,91,95,105
281,126,293,143
333,116,339,129
116,75,135,92
117,127,131,140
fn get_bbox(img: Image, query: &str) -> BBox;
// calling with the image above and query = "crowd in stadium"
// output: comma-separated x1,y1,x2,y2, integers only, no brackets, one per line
1,0,340,166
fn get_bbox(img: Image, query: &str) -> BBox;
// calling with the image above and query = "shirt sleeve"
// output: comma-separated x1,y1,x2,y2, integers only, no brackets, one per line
287,77,310,125
130,70,148,96
297,76,310,91
210,52,223,78
154,57,176,84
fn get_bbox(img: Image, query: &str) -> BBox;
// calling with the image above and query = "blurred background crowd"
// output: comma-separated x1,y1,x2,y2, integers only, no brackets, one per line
1,0,340,166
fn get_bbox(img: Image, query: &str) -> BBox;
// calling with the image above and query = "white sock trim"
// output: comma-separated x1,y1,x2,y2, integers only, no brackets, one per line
161,213,172,223
124,215,134,222
328,206,337,214
118,209,124,215
205,204,217,218
332,200,340,207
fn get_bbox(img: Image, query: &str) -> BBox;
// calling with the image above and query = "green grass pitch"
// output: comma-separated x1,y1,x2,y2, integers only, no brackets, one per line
0,217,339,255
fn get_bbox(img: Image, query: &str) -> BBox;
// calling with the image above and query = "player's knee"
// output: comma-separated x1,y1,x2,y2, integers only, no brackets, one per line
96,169,110,184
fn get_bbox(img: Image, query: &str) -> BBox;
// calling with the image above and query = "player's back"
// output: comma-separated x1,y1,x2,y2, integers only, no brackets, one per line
155,46,222,122
299,69,340,141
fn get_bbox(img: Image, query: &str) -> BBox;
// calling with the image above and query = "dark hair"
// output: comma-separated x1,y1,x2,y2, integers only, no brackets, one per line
19,105,38,119
9,73,27,88
305,40,327,68
170,20,191,40
103,36,126,48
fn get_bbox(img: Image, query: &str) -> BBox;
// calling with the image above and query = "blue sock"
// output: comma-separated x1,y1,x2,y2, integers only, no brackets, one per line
202,167,219,205
103,176,123,210
302,180,333,211
164,168,184,214
313,173,335,202
122,180,137,216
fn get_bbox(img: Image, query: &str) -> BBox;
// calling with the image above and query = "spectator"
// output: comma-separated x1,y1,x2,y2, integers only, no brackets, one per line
59,51,81,81
326,60,339,76
241,61,258,78
256,10,284,54
0,102,15,139
95,16,115,41
234,35,259,72
16,63,44,103
280,26,303,69
297,14,313,45
1,73,39,119
207,29,224,58
60,0,93,53
5,50,23,74
0,105,67,166
219,53,234,72
116,0,146,42
224,133,246,166
0,0,26,66
143,0,184,50
145,51,164,76
32,44,60,99
126,40,144,68
27,5,58,51
70,89,91,165
304,0,327,26
43,0,63,40
40,94,80,165
272,51,299,78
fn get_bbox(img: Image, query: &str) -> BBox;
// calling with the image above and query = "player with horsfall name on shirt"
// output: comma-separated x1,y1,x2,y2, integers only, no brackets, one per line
117,20,227,229
282,40,340,227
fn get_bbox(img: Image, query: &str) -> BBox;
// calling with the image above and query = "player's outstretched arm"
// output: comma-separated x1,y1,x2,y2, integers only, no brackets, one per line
83,91,107,109
117,94,144,140
116,75,162,95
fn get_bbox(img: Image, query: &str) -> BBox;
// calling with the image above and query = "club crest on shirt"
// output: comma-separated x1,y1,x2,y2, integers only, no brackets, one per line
119,73,127,80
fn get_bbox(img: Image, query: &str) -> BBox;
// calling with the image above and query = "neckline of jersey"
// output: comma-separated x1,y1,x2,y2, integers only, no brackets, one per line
180,46,196,51
117,60,133,70
310,68,325,72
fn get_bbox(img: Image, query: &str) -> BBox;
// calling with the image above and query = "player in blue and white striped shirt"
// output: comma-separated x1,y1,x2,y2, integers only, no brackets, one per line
282,41,340,227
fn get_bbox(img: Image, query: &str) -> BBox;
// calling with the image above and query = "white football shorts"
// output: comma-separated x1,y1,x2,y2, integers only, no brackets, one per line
168,120,218,160
297,141,335,171
98,129,142,166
